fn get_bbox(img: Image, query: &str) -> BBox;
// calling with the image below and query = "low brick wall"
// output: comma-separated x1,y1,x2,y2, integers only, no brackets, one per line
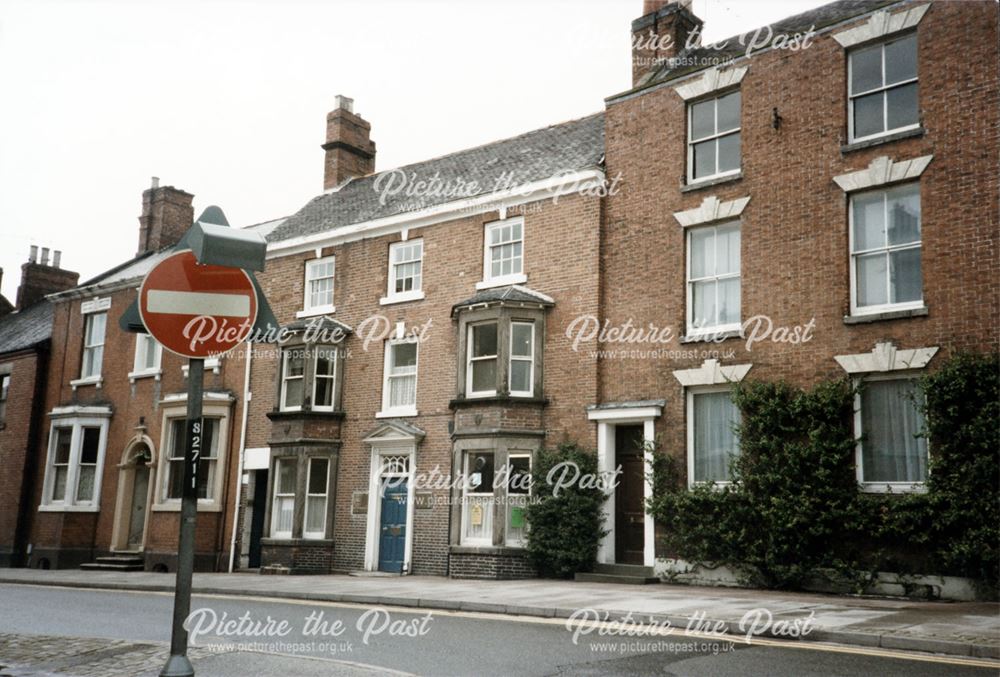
261,539,334,574
449,548,535,580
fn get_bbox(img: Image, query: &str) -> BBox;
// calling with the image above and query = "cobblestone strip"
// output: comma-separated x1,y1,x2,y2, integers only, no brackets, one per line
0,633,226,677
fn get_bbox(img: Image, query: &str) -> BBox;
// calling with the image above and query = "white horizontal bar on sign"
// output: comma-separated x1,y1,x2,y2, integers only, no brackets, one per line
146,289,250,317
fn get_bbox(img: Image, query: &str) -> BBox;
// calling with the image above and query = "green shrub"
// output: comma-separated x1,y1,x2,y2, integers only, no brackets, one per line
648,352,1000,593
524,443,608,578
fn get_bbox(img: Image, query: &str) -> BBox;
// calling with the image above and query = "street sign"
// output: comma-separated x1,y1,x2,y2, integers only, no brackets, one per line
139,250,258,359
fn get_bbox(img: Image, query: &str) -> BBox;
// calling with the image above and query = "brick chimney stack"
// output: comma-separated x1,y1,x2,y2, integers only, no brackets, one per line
632,0,703,87
322,95,376,190
137,177,195,256
15,246,80,310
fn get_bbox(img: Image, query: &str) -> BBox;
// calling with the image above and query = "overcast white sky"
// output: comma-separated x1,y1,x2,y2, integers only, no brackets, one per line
0,0,827,300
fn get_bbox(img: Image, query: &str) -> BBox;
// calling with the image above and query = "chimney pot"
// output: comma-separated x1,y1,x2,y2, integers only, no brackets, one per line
53,250,62,268
334,95,354,113
151,176,160,189
29,245,38,263
40,247,50,266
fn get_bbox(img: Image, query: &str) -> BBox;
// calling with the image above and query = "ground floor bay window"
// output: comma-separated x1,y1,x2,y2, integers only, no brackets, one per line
452,441,537,549
265,449,337,542
39,408,111,512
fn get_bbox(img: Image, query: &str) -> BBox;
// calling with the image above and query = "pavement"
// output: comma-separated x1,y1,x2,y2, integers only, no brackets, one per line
0,568,997,663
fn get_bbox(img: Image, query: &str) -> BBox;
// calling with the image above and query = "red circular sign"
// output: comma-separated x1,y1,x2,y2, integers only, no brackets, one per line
139,250,258,359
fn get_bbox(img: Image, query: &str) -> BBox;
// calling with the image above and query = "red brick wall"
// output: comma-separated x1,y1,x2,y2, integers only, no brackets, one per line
601,1,999,491
252,192,603,574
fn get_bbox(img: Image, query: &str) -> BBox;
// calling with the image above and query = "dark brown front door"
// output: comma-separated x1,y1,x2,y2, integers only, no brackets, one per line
614,424,645,565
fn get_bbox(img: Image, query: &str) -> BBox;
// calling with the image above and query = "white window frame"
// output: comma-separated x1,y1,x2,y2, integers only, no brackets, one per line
460,450,496,546
686,386,740,489
854,373,929,494
509,321,535,397
848,183,923,317
311,346,338,413
504,452,532,547
298,255,336,317
478,218,526,289
378,340,418,417
0,373,9,426
686,221,741,336
687,90,741,184
280,347,306,412
271,457,296,539
303,457,330,540
381,239,425,305
78,311,107,382
39,416,110,512
848,33,920,144
129,334,162,382
466,322,499,398
153,401,230,512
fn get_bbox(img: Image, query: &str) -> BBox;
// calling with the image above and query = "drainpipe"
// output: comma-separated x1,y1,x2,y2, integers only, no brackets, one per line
227,341,252,573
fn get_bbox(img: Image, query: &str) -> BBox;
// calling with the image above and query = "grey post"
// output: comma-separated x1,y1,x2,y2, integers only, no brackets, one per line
160,358,204,677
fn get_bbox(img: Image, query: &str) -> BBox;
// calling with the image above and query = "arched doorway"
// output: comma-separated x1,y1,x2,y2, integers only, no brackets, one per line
112,438,155,552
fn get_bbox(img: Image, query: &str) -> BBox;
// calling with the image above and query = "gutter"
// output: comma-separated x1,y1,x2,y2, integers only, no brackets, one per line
228,340,253,572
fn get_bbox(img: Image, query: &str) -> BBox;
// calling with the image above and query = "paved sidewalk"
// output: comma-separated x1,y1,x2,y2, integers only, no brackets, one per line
1,568,997,661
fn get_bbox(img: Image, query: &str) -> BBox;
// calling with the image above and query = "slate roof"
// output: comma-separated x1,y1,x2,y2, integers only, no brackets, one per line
268,113,605,244
629,0,899,94
0,300,54,355
452,285,555,315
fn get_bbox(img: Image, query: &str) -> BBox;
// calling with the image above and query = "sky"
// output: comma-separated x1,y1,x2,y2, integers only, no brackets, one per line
0,0,828,301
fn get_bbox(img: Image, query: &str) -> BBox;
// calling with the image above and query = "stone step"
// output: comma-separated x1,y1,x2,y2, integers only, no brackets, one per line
592,563,656,577
80,562,145,572
95,555,145,566
574,571,660,585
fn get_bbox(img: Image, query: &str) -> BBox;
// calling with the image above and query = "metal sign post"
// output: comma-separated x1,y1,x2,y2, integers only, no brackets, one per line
120,207,273,677
161,358,203,677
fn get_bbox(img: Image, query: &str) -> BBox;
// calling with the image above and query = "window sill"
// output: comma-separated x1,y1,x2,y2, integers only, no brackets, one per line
38,504,100,513
450,395,548,409
681,171,742,193
841,126,925,154
680,328,743,344
128,369,162,383
476,274,527,291
379,291,425,306
376,409,418,419
844,306,928,325
296,305,336,319
688,481,733,491
152,501,223,513
266,409,345,421
70,376,103,390
859,482,927,494
450,544,526,555
261,537,334,546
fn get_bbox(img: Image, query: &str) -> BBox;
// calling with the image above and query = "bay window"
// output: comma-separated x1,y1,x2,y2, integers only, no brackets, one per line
850,183,922,314
849,33,918,142
278,345,340,413
509,323,534,397
461,451,495,545
40,414,110,510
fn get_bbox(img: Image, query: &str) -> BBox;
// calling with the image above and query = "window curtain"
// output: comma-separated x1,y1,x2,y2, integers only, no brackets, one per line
862,380,928,482
694,391,739,482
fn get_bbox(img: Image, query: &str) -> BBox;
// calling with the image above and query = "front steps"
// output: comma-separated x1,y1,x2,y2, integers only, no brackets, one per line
80,554,144,572
575,563,660,585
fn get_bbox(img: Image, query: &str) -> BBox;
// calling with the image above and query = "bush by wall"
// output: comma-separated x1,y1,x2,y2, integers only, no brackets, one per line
525,443,608,578
649,352,999,594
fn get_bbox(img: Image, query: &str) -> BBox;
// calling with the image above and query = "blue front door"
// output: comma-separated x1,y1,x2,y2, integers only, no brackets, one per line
378,480,407,573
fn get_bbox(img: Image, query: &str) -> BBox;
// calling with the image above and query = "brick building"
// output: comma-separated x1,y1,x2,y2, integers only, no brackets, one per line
240,0,997,580
20,181,262,572
0,250,79,566
593,0,998,570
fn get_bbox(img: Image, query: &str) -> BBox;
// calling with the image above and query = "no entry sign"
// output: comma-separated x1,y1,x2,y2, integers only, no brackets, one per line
139,250,258,359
